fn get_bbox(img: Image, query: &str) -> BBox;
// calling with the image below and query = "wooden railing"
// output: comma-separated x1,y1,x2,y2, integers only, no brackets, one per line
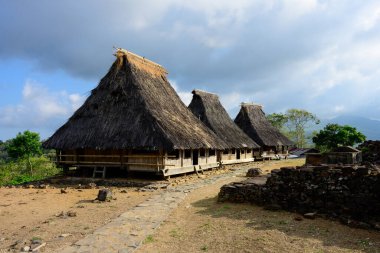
54,154,176,167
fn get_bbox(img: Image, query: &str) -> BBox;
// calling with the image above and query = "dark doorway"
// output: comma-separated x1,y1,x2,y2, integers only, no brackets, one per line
193,150,199,165
236,149,241,160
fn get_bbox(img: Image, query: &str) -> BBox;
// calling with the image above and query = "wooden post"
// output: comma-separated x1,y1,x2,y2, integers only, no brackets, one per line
180,150,183,167
120,150,123,168
164,151,167,169
127,150,131,172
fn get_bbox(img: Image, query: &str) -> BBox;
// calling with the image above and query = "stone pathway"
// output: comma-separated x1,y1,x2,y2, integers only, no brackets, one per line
60,168,248,253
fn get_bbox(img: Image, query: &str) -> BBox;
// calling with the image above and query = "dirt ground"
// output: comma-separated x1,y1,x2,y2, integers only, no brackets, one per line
0,186,153,252
1,159,379,253
139,159,380,253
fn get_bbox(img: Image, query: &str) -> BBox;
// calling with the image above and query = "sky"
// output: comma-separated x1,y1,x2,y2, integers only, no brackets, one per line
1,0,380,141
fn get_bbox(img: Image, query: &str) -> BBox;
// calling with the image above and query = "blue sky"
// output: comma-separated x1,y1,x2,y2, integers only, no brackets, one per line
1,0,380,140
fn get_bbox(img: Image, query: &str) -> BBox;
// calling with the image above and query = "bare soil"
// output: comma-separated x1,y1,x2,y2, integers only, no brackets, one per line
0,186,153,252
2,159,379,253
139,159,380,253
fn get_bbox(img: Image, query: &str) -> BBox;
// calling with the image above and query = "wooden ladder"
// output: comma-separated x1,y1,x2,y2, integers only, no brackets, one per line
93,166,107,178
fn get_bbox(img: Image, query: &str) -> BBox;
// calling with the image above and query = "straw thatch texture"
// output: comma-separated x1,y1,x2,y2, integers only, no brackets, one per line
43,50,228,150
188,90,260,149
234,103,293,147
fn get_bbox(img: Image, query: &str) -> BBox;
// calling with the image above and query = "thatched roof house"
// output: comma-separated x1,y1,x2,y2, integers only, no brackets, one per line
44,50,226,151
234,103,293,156
188,90,259,149
188,90,260,163
43,49,228,176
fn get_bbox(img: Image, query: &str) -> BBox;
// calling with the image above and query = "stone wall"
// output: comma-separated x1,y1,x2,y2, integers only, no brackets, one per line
218,165,380,230
359,140,380,164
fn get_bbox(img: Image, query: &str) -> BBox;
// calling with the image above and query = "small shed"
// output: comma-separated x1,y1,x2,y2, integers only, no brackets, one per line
306,146,362,165
325,146,362,164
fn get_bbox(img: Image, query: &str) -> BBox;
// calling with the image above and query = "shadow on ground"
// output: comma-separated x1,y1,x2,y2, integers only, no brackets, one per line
192,196,380,253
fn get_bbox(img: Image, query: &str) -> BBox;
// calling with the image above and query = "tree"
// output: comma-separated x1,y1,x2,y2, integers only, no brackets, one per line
285,109,319,148
266,113,288,131
267,109,319,148
6,131,43,174
312,124,366,151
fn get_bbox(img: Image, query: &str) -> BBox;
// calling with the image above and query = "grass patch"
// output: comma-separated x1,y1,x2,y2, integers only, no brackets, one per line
200,245,208,251
144,235,154,244
169,229,180,238
31,236,42,241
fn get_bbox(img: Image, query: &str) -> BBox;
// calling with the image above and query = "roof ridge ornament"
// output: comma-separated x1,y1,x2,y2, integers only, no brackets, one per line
112,47,168,75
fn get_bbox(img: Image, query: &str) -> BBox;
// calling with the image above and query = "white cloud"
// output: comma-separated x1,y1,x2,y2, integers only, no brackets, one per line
0,80,85,127
170,80,192,106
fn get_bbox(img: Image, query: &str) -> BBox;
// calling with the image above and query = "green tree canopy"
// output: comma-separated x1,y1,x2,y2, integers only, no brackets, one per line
266,109,320,148
266,113,288,130
312,123,366,151
6,131,43,174
7,131,42,159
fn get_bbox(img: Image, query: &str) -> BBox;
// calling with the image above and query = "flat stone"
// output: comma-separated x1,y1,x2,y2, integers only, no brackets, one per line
303,212,317,219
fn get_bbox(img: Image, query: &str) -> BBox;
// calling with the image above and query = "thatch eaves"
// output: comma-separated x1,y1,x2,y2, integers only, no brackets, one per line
188,90,260,149
43,49,228,150
234,103,293,147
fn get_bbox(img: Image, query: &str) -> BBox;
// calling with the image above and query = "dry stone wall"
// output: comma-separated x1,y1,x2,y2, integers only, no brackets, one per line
218,165,380,230
359,140,380,164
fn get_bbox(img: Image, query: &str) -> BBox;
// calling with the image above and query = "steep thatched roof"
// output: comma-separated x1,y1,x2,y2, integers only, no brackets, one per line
234,103,293,147
188,90,260,149
43,49,228,150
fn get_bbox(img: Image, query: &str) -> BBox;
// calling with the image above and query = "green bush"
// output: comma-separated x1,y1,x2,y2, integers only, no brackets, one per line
0,156,60,186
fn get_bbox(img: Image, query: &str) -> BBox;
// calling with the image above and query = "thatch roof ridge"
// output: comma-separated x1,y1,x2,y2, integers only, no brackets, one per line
43,50,228,150
234,103,293,147
192,89,219,97
188,90,260,149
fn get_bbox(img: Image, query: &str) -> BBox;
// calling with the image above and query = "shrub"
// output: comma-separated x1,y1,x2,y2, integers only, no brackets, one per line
0,156,60,186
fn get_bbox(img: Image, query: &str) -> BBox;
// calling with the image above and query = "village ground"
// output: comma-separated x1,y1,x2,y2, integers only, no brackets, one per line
138,160,380,253
0,159,379,252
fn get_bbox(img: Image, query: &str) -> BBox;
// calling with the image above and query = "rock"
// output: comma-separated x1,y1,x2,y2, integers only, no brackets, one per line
59,233,72,238
28,185,34,189
303,212,317,219
86,183,97,189
67,211,77,217
21,246,30,252
246,168,262,177
31,238,42,245
120,189,128,193
39,184,48,189
97,189,113,201
294,216,303,221
60,188,68,194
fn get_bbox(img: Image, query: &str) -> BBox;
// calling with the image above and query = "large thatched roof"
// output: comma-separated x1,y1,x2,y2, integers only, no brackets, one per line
43,49,228,150
234,103,293,147
188,90,260,149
